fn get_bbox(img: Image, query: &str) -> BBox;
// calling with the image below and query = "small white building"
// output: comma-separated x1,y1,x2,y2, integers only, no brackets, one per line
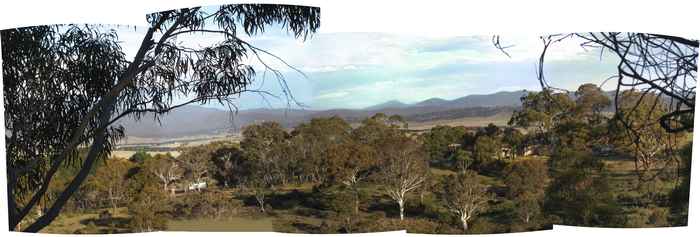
188,181,207,191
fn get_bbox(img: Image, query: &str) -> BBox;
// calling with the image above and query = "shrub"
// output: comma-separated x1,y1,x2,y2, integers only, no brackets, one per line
127,185,169,232
648,208,670,226
98,210,112,221
169,191,240,219
468,218,502,234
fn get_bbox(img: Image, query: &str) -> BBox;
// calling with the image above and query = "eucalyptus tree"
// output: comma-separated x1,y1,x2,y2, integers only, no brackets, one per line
544,148,624,227
177,145,212,190
209,143,247,188
496,33,696,133
376,136,430,221
502,127,525,158
326,140,376,215
504,159,548,224
291,116,353,184
497,33,697,193
2,4,320,231
573,83,612,147
421,125,468,166
88,158,132,214
439,170,493,232
143,154,182,192
240,121,289,212
574,83,611,125
609,90,686,181
574,33,697,133
509,90,575,146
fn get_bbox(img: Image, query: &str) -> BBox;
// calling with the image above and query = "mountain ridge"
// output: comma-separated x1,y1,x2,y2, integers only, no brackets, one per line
118,90,610,138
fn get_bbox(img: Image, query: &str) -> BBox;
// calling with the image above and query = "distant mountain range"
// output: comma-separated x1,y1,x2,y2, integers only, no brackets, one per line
363,91,528,111
115,90,536,138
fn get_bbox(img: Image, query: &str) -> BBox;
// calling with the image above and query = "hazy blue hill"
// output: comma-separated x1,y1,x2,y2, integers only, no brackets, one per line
415,98,450,107
365,100,409,110
449,91,528,108
118,90,543,138
117,105,233,138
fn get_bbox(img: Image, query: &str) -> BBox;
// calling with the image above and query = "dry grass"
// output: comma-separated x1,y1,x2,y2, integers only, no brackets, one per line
407,113,510,130
167,217,274,232
41,207,131,234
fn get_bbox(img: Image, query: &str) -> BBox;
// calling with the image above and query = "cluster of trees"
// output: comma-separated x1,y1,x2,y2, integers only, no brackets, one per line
212,114,428,221
33,147,246,233
12,81,691,234
415,82,691,230
421,121,529,175
509,84,690,227
199,113,551,233
4,3,694,232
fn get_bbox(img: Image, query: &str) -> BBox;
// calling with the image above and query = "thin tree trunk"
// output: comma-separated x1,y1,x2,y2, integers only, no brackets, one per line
462,218,468,232
111,198,117,215
398,199,405,221
353,188,360,215
525,213,530,223
24,99,115,232
256,193,266,212
345,217,353,233
7,174,20,230
17,22,161,232
259,201,265,212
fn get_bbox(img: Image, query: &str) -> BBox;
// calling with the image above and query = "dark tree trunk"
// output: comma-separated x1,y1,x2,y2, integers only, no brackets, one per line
23,98,116,232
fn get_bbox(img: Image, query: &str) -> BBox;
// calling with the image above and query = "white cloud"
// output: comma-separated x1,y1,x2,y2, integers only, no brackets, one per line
314,90,350,100
110,27,620,109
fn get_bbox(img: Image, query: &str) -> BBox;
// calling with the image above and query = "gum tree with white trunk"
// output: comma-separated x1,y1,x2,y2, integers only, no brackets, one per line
377,136,429,221
440,170,492,232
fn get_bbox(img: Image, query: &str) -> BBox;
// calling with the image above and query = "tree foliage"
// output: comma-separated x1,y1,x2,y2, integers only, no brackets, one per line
544,149,625,227
2,4,319,231
421,125,468,166
511,33,697,133
143,153,182,192
88,159,132,213
376,136,429,221
609,90,685,180
504,159,548,224
439,170,493,232
291,116,353,184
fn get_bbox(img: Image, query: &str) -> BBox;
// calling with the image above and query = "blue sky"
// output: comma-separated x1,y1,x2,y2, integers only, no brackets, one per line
116,25,620,110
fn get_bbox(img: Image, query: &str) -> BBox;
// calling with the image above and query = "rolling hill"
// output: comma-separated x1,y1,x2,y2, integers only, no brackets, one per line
116,90,535,139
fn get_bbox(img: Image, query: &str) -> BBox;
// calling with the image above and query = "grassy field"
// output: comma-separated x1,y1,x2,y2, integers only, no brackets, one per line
167,217,274,232
600,154,680,227
41,209,275,233
41,207,132,234
407,113,510,130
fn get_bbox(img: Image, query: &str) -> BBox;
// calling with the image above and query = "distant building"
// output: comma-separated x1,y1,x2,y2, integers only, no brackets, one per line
188,181,207,191
523,148,535,156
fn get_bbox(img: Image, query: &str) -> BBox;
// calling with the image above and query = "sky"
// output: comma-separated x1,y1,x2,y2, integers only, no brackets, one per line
114,24,621,110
